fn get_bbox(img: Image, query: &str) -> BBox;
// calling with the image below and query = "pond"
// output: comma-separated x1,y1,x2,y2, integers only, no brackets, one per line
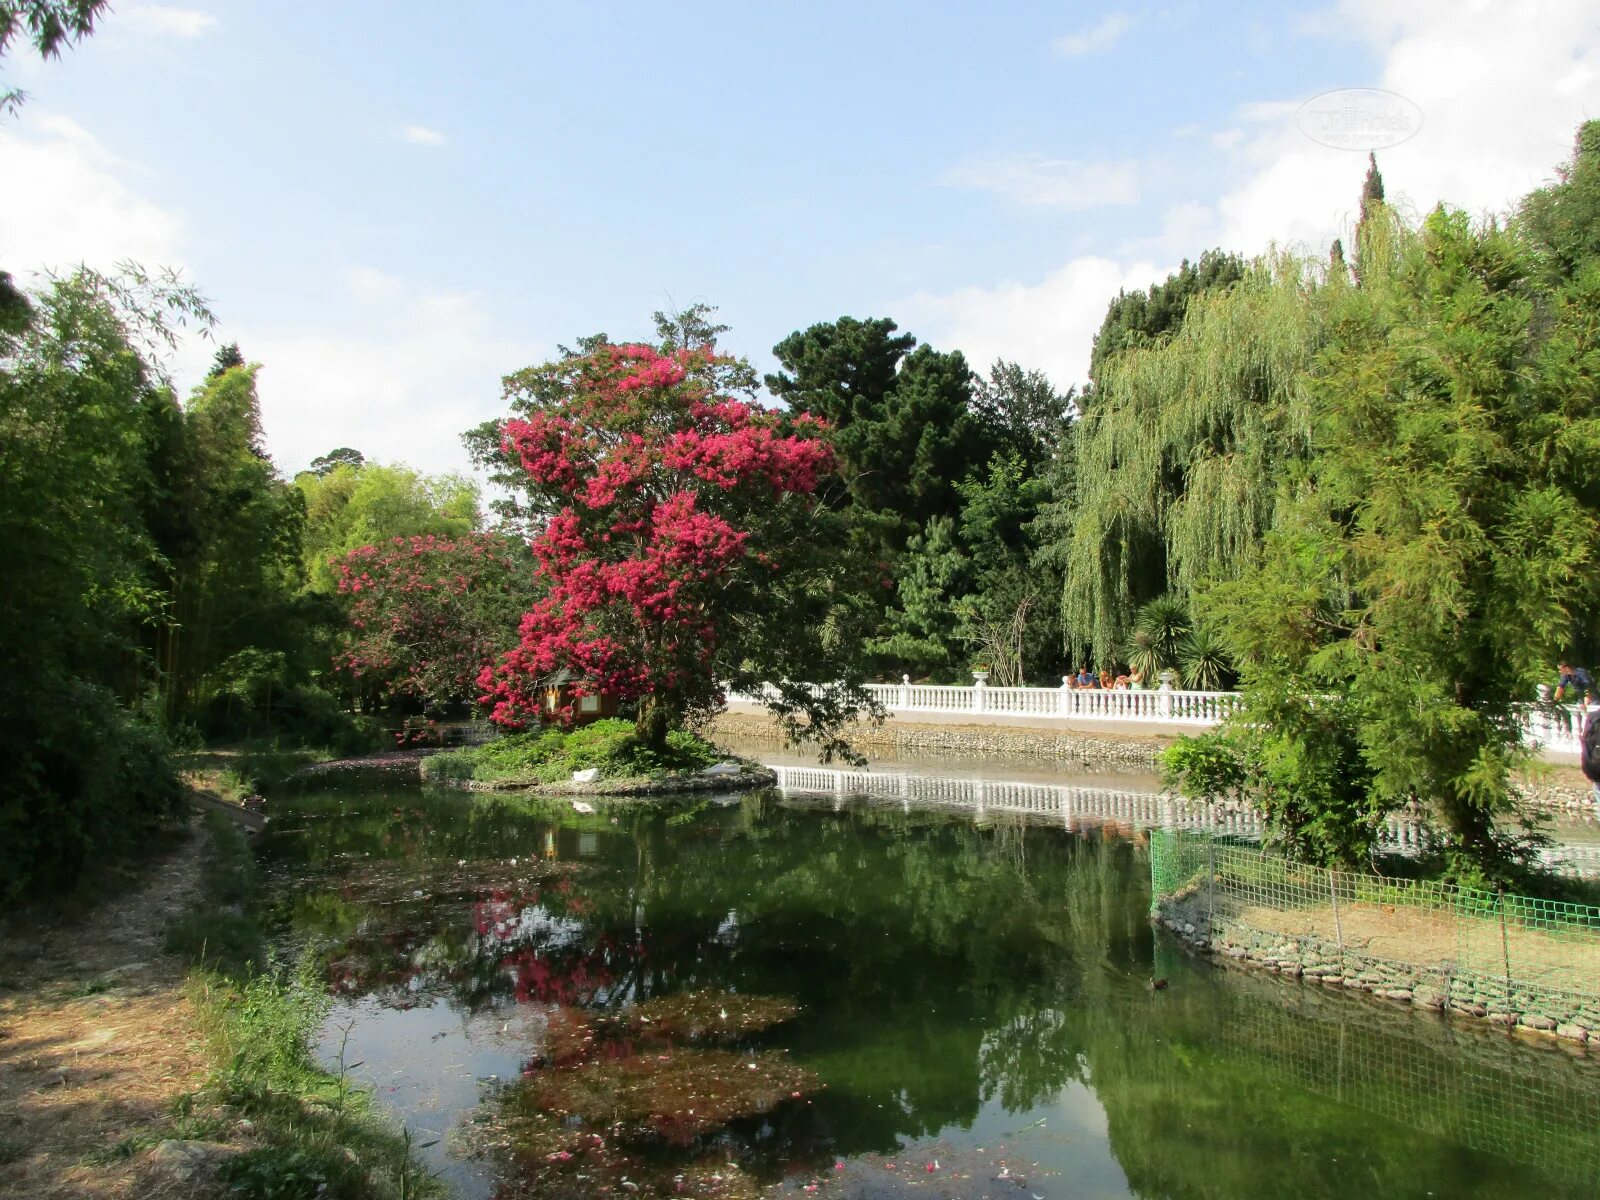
256,768,1600,1200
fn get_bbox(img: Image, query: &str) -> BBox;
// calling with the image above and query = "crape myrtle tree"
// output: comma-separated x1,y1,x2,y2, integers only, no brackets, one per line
476,330,880,758
332,531,533,709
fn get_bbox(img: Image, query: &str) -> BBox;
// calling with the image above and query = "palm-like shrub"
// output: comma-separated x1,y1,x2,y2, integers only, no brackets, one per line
1179,623,1234,691
1124,596,1190,677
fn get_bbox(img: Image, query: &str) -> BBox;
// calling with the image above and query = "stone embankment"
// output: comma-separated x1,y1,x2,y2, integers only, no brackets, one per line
708,711,1165,768
1154,889,1599,1047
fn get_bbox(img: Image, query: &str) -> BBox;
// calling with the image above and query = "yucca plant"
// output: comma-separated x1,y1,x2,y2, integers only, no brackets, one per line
1125,596,1190,676
1178,623,1233,691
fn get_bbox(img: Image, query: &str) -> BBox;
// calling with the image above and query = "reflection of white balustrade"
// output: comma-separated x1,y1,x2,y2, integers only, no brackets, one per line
764,765,1469,861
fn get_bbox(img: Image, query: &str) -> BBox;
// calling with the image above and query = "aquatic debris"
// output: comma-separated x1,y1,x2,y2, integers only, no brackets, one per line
624,989,799,1040
517,1047,818,1144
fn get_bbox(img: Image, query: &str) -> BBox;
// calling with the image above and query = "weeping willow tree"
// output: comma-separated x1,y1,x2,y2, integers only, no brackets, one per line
1059,252,1334,662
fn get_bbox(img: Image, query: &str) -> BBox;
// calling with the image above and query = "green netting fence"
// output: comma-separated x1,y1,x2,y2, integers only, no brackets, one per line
1150,829,1600,1036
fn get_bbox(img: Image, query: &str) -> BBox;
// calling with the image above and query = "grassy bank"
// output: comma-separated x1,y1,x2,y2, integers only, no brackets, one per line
166,812,442,1199
422,717,720,786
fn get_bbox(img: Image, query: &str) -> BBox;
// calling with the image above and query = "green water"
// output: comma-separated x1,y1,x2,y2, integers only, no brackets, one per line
257,779,1600,1199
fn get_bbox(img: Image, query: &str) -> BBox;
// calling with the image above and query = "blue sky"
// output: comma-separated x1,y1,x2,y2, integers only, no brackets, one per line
4,1,1598,475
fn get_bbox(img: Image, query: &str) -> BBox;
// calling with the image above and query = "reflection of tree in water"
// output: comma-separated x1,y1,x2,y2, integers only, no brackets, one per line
263,783,1600,1199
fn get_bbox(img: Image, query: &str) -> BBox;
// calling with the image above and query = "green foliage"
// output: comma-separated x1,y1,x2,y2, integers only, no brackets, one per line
1162,731,1246,801
296,460,481,592
766,316,1004,552
1178,623,1233,691
0,678,183,901
1061,252,1322,663
872,451,1064,683
164,812,266,978
1125,595,1191,677
423,719,722,785
1086,248,1246,386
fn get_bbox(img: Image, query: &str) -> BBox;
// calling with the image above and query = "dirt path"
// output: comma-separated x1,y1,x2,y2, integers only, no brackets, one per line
0,828,221,1198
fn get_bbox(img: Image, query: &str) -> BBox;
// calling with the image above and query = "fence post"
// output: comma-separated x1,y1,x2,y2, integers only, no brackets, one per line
1059,676,1071,717
1329,866,1344,956
899,674,910,710
1498,891,1514,1013
973,677,987,715
1158,671,1175,720
1205,835,1216,940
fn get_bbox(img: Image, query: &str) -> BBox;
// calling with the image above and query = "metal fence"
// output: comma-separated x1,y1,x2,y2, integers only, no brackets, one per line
1150,830,1600,1039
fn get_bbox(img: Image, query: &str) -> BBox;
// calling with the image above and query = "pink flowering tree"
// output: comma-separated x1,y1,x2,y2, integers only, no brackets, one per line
333,531,534,709
477,335,879,755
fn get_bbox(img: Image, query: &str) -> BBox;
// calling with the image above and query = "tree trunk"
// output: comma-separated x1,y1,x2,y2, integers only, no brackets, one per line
635,695,674,751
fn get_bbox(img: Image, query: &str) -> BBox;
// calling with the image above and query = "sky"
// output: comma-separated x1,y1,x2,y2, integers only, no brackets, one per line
3,0,1599,478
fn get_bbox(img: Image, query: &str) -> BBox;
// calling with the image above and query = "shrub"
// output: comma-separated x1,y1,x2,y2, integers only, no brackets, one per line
0,678,184,901
421,719,721,785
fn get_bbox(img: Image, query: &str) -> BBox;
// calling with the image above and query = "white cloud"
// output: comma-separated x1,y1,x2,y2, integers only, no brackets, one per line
903,0,1600,391
120,5,219,38
941,154,1139,209
1053,12,1134,58
245,273,539,477
401,124,447,147
0,113,523,477
898,256,1164,387
0,113,186,273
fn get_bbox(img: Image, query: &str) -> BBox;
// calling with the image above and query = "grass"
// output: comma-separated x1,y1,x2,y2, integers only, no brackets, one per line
163,814,442,1199
422,717,721,786
177,739,339,803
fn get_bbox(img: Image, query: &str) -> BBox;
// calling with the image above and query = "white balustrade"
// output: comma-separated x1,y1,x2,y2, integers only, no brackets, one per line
725,680,1581,755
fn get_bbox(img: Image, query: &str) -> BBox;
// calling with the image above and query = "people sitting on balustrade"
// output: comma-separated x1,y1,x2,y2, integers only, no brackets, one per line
1555,661,1596,704
1075,667,1096,688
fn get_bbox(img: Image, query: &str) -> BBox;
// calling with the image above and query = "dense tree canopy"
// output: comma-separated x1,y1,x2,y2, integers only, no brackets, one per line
296,459,480,592
478,335,878,755
766,317,1004,551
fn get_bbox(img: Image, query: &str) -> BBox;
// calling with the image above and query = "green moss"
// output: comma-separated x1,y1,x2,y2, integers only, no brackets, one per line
421,719,721,786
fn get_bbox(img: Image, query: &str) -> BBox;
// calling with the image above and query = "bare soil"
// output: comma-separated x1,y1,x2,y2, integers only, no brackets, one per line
1236,900,1600,990
0,827,224,1199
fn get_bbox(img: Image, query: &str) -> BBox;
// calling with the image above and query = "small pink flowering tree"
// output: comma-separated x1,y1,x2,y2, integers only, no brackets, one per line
333,532,533,709
478,337,877,755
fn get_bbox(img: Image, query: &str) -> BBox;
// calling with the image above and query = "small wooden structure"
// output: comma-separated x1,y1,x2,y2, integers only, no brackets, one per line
543,668,619,725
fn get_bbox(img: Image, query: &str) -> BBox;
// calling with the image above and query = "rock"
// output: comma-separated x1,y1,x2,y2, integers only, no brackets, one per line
1383,989,1413,1002
1556,1023,1590,1042
571,768,600,783
146,1140,236,1183
1520,1014,1557,1032
1412,986,1446,1010
701,762,743,777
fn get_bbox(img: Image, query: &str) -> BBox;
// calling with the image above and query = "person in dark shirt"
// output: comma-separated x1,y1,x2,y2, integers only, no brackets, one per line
1555,662,1595,703
1581,705,1600,808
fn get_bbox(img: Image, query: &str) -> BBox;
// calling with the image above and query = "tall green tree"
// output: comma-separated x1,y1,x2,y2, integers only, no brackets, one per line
0,267,204,895
766,317,1004,552
1205,196,1600,881
1059,253,1328,663
296,459,481,591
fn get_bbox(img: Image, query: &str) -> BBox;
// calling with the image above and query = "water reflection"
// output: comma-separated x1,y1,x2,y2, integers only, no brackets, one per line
258,781,1600,1199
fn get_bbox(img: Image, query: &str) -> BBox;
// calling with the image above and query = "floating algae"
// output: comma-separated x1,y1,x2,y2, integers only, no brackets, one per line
476,989,820,1197
520,1047,817,1143
624,988,800,1040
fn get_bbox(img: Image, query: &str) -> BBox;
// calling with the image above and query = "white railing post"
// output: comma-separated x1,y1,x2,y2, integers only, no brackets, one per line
973,677,987,715
899,674,911,711
1059,676,1072,717
1158,670,1175,721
